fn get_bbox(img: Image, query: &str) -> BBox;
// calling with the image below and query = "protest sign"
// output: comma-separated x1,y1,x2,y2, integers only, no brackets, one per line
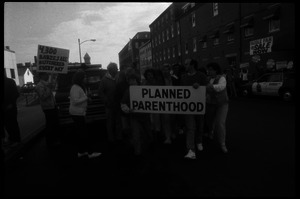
129,86,206,115
37,45,69,74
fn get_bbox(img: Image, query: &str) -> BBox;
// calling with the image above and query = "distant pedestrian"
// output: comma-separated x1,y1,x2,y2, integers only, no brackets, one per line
69,69,101,158
225,68,237,98
3,75,21,147
35,72,60,149
206,62,229,153
180,59,207,159
98,62,122,145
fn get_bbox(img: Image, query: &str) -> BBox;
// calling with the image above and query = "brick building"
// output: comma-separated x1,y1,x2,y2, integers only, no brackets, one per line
139,40,152,80
149,2,186,69
118,31,151,71
177,3,294,80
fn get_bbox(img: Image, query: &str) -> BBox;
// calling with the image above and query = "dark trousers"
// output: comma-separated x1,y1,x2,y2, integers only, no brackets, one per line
43,108,60,147
71,115,91,154
3,109,21,142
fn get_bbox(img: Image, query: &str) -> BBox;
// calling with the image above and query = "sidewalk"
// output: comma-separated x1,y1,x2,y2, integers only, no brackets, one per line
4,102,46,161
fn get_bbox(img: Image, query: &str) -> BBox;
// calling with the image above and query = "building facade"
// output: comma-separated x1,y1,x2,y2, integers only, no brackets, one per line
178,2,294,80
4,46,20,85
149,2,186,69
139,40,152,80
119,31,151,71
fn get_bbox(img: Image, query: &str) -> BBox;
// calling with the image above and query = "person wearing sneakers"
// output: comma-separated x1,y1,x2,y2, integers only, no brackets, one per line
180,59,208,159
69,69,101,159
205,62,229,153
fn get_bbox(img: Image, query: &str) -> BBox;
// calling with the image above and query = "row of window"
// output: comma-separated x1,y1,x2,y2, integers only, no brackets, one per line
152,19,279,52
152,45,181,63
151,18,279,63
152,22,180,48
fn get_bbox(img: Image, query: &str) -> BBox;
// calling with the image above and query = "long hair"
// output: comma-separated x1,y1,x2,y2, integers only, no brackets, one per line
207,62,222,75
72,69,86,93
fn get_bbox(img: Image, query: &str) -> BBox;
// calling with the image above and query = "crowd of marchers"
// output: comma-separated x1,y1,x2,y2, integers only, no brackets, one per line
2,59,234,160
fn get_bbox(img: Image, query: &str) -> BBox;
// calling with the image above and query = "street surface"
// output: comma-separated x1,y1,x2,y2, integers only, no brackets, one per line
4,96,295,197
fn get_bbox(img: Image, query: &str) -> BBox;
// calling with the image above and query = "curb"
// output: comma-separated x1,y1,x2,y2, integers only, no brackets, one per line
4,124,45,163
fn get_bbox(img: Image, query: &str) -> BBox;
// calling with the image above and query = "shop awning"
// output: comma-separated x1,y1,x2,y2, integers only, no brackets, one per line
208,31,219,39
223,24,235,34
199,35,207,42
240,17,254,28
262,6,281,20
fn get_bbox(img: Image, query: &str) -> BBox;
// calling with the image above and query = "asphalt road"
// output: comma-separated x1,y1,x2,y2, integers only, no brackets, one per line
3,96,295,197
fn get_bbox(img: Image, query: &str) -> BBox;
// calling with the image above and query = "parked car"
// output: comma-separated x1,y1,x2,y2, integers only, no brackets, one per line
20,82,36,93
240,71,295,101
54,65,107,125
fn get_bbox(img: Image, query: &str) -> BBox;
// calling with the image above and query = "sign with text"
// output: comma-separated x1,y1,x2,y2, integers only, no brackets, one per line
250,36,273,55
129,86,206,115
37,45,69,74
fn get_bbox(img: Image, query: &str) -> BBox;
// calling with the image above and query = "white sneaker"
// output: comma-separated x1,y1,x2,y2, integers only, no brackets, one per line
164,139,172,144
78,152,88,158
221,145,228,153
184,149,196,159
88,152,102,159
197,143,204,151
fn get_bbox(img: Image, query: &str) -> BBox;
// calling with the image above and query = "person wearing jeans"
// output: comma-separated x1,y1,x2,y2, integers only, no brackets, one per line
180,58,207,159
206,62,229,153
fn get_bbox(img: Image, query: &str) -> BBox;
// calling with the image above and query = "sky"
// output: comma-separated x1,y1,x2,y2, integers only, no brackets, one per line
4,2,172,69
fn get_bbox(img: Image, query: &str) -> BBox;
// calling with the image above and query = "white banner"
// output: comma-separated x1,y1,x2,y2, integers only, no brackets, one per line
129,86,206,115
37,45,69,74
250,36,273,55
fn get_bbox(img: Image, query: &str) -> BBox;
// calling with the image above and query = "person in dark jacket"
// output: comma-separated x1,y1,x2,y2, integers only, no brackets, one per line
3,75,21,147
98,62,121,144
180,59,207,159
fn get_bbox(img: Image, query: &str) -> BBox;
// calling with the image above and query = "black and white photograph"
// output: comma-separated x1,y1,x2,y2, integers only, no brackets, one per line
3,2,295,197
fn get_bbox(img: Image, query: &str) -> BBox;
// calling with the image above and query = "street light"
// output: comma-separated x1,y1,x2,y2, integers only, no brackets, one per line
78,38,96,63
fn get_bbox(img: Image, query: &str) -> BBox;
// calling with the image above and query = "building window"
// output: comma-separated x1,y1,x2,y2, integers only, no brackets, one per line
135,42,139,49
178,43,181,56
160,51,162,61
269,18,280,32
213,3,218,16
166,29,169,40
168,48,170,59
171,25,174,38
162,31,165,43
163,49,166,60
213,37,220,46
245,27,254,37
177,22,180,35
227,33,235,42
192,12,196,27
158,34,161,44
173,47,175,58
10,69,15,79
199,36,207,49
185,42,188,54
193,37,197,52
